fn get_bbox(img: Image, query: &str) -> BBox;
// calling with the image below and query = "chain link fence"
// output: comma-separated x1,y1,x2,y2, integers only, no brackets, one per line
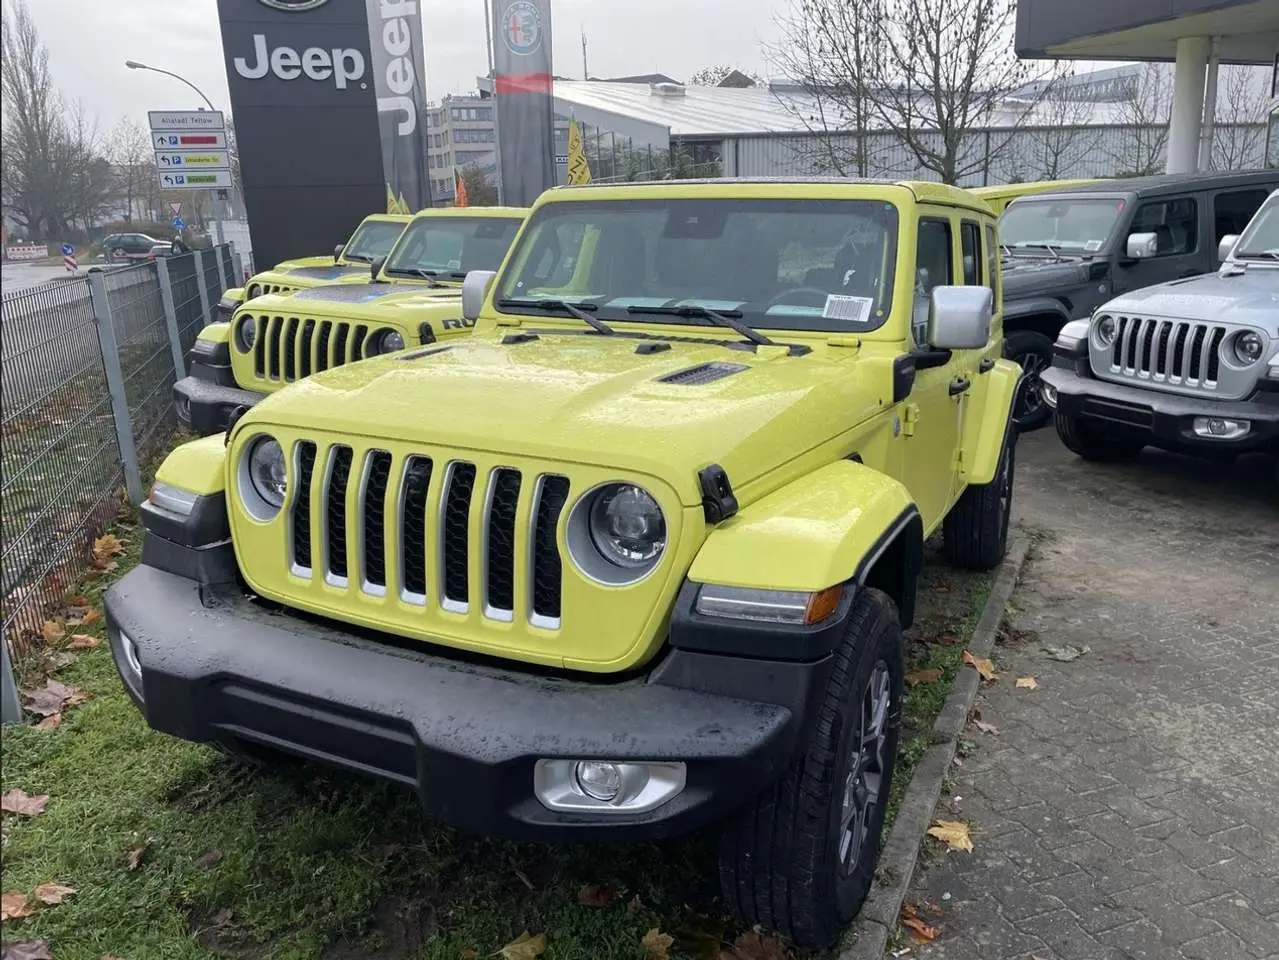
1,247,238,691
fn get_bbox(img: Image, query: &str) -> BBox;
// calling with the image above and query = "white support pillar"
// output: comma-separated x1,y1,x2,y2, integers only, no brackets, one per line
1167,36,1211,174
1198,41,1220,171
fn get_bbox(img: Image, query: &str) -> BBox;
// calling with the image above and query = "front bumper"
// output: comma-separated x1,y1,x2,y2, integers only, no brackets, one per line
1042,363,1279,453
104,566,822,840
173,339,264,435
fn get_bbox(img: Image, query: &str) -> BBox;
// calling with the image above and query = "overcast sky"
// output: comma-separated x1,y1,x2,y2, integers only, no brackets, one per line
27,0,783,132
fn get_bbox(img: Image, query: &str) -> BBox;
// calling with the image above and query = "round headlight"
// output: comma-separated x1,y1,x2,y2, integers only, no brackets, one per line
368,328,406,356
1094,315,1117,347
1231,330,1265,366
247,437,287,509
246,283,261,299
235,315,256,352
589,485,666,568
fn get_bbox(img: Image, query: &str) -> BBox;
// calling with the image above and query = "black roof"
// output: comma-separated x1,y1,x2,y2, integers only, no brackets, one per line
1030,169,1279,200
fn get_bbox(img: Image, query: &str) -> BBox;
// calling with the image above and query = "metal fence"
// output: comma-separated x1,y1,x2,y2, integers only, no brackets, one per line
0,246,238,678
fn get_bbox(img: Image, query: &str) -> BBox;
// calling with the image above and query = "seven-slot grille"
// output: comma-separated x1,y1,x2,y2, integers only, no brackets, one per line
288,441,571,628
249,315,370,383
1098,316,1226,391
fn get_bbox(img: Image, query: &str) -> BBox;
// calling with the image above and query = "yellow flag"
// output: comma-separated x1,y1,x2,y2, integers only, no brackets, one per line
567,119,592,185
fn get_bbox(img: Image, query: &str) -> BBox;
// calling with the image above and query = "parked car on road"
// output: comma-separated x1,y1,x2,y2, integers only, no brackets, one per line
101,232,165,260
1042,188,1278,481
107,177,1020,949
996,170,1279,431
175,207,529,435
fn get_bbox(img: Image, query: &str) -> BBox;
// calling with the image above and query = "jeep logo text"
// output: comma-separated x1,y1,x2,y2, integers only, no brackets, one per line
374,0,419,136
233,34,365,89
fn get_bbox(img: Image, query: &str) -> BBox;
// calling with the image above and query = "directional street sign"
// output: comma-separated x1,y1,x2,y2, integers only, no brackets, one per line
156,150,231,170
158,170,234,191
153,131,228,150
148,110,225,131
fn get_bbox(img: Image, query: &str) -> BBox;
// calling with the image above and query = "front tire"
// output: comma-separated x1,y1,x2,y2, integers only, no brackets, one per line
1005,330,1054,432
944,430,1015,571
1054,409,1145,462
719,588,904,949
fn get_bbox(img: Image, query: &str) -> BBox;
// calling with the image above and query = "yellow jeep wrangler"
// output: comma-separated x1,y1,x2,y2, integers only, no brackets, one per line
107,179,1018,948
176,207,528,434
215,213,413,323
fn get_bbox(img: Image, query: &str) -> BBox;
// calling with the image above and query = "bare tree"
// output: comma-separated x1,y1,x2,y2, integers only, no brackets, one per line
770,0,1056,184
1003,71,1107,181
1209,64,1270,170
1108,64,1173,176
59,101,114,231
109,117,151,222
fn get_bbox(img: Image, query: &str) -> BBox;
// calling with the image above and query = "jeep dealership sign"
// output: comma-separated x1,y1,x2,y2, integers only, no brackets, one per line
216,0,430,269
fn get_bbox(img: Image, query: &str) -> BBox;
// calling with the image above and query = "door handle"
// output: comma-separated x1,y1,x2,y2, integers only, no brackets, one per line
949,378,971,397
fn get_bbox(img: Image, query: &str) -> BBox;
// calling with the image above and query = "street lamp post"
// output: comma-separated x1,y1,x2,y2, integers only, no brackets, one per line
125,60,217,112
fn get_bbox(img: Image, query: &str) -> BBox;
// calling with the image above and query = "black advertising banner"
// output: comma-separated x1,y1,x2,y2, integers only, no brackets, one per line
366,0,431,213
490,0,557,206
216,0,384,270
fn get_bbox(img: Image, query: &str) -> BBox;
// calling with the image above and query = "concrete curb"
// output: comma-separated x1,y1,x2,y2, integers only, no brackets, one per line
839,531,1031,960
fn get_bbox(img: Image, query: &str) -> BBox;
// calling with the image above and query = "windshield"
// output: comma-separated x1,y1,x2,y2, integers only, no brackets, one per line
1232,195,1279,260
342,220,406,262
384,217,522,279
999,197,1126,254
496,198,899,333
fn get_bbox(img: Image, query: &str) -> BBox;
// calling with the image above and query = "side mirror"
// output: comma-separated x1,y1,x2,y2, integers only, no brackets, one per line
334,243,345,262
1217,234,1239,263
927,286,992,351
370,256,387,281
1126,232,1158,260
461,269,497,322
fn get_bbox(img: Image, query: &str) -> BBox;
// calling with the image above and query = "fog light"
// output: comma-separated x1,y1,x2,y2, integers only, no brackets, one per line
121,631,142,680
1192,417,1250,440
575,761,622,801
110,626,144,702
1042,381,1058,408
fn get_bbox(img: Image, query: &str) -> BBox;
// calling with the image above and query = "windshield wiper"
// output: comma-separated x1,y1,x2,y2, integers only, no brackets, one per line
625,304,774,347
388,267,445,287
343,253,372,263
497,297,615,335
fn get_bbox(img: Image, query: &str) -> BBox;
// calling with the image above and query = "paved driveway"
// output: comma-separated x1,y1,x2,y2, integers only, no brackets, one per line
907,431,1279,960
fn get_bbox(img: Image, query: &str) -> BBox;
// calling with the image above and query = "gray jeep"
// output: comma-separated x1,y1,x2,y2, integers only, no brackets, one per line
1041,188,1278,480
998,170,1279,430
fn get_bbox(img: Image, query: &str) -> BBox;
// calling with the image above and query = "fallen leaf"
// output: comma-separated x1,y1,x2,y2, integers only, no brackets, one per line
1,891,34,922
902,915,939,942
511,866,534,891
1041,643,1090,663
1,790,49,817
198,849,223,869
721,930,794,959
1016,677,1039,690
81,608,102,626
640,928,674,960
33,714,62,732
576,883,617,908
125,843,149,870
68,634,101,650
33,883,75,906
962,650,997,681
460,951,479,960
21,679,91,718
0,941,53,960
906,668,943,686
92,534,125,561
926,819,974,852
40,621,63,643
627,894,644,913
68,595,91,607
496,931,546,960
973,718,999,735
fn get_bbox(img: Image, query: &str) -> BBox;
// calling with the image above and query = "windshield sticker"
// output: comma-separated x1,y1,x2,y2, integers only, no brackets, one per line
1084,240,1103,252
823,295,874,325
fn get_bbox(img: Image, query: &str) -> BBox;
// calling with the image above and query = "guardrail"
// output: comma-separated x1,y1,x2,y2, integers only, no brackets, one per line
0,245,239,720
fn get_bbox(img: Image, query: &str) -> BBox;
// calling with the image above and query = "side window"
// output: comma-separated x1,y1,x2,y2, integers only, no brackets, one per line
960,220,981,285
1213,189,1269,242
913,218,953,344
984,224,1000,310
1129,197,1198,256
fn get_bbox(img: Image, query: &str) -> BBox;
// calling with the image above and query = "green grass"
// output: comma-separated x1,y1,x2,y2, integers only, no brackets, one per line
2,529,997,960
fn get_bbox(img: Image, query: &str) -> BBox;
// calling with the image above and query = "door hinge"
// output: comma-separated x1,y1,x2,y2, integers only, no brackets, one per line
902,403,920,437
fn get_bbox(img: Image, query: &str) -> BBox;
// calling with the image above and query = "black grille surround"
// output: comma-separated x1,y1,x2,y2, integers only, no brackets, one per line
248,314,377,383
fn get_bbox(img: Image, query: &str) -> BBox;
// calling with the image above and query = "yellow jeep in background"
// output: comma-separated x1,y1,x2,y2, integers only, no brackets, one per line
971,178,1105,214
176,207,528,435
109,178,1018,948
213,213,413,323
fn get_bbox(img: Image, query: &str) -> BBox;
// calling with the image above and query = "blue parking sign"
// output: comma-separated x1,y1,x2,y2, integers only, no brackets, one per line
172,216,185,231
61,243,74,256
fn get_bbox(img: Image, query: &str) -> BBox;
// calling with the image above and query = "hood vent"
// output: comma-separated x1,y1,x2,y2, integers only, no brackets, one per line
658,361,748,385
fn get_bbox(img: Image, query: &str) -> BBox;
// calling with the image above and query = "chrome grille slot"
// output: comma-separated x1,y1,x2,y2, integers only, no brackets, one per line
483,469,523,620
440,463,477,612
1102,316,1227,393
360,451,393,594
324,446,354,585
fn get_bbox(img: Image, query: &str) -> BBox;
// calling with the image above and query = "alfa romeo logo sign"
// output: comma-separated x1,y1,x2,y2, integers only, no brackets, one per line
258,0,330,10
502,0,544,56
